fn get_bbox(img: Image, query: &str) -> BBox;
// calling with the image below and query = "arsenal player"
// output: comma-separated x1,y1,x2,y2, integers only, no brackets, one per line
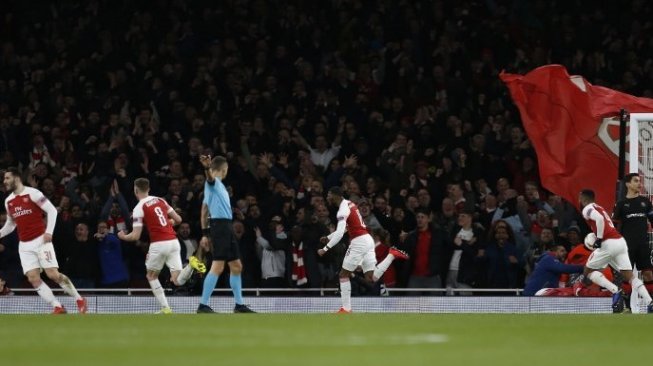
0,168,86,314
318,186,409,313
118,178,205,314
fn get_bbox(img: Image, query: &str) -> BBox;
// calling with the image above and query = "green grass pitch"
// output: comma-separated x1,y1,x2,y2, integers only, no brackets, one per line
0,314,651,366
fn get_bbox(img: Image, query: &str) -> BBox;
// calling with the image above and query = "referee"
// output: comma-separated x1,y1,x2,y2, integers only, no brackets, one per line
196,155,255,313
613,173,653,282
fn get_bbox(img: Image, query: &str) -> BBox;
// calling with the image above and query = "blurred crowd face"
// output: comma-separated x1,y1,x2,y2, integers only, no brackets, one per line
75,223,90,241
177,223,191,239
416,212,431,231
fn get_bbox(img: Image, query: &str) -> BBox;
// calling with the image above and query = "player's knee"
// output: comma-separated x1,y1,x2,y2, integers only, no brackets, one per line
26,273,41,285
229,262,242,274
364,273,375,283
45,270,60,282
145,272,159,281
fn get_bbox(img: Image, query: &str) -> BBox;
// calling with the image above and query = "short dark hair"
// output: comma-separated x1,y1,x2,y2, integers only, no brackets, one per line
624,173,639,183
415,207,431,216
580,189,595,201
134,178,150,193
210,156,227,171
4,167,22,180
328,186,343,197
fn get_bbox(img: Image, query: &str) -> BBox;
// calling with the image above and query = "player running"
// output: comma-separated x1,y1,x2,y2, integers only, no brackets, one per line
0,168,87,314
318,186,409,313
578,189,653,313
118,178,206,313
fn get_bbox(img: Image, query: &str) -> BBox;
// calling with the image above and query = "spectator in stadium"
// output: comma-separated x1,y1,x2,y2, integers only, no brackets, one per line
254,217,289,289
177,222,198,263
481,221,523,289
523,244,584,296
95,220,129,288
398,208,447,291
0,277,12,295
64,223,100,289
445,210,485,295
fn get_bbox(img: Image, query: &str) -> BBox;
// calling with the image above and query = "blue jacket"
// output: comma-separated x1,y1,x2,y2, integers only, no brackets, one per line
97,233,129,285
523,252,583,296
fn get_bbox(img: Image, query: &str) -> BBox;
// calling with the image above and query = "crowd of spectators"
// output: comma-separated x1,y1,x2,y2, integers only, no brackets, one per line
1,0,653,294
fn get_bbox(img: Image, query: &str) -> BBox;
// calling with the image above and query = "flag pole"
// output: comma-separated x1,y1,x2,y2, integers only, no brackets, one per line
616,108,628,203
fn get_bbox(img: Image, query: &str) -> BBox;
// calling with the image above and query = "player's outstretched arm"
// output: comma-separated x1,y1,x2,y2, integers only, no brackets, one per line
0,212,16,239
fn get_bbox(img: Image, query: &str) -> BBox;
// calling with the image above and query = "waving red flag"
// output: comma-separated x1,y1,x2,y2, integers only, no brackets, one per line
500,65,653,211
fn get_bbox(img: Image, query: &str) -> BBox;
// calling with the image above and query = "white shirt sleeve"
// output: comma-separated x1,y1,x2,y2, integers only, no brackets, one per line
132,202,144,228
583,204,605,239
29,188,57,235
325,201,350,249
0,200,16,238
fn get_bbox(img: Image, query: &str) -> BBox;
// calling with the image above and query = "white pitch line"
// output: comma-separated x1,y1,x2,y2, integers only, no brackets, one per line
347,334,448,346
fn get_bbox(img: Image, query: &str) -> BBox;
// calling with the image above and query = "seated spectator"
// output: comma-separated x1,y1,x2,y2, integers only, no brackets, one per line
523,244,583,296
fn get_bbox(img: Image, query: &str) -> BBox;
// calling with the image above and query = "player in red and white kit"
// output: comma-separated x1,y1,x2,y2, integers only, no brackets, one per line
317,186,409,313
118,178,205,313
578,189,653,313
0,168,87,314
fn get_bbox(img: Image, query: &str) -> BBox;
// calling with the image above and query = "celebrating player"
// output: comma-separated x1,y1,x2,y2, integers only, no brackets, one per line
118,178,206,314
578,189,652,313
318,186,409,313
613,173,653,282
0,168,87,314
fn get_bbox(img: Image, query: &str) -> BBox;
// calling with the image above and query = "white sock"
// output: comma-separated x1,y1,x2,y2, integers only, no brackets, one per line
373,254,395,282
340,278,351,311
149,279,169,309
58,274,83,301
588,271,619,293
176,265,193,286
36,282,62,308
630,277,653,304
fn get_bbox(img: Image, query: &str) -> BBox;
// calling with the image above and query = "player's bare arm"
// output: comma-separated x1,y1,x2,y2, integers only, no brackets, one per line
168,208,182,226
199,203,210,247
117,226,143,242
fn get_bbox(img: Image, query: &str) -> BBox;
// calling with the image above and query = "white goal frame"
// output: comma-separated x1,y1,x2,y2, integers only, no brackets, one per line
629,113,653,174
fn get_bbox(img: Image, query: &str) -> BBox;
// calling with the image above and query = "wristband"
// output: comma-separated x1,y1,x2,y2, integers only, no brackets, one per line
202,228,210,236
322,246,329,252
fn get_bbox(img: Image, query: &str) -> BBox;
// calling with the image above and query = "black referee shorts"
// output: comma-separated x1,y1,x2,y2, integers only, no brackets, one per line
209,219,241,262
626,237,653,271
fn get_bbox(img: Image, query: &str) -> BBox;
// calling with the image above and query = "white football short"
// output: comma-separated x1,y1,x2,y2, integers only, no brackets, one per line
341,234,377,272
586,237,632,271
18,235,59,274
145,239,183,272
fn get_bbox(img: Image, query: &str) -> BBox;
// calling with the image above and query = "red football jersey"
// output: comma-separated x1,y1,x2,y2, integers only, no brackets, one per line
5,187,48,242
581,203,621,240
337,199,369,239
132,196,177,243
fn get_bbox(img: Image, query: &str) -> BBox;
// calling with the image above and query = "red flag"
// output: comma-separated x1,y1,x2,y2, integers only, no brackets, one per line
500,65,653,211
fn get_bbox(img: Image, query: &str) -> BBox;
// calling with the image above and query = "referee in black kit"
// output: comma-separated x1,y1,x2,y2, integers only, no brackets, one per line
613,173,653,282
196,155,256,313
